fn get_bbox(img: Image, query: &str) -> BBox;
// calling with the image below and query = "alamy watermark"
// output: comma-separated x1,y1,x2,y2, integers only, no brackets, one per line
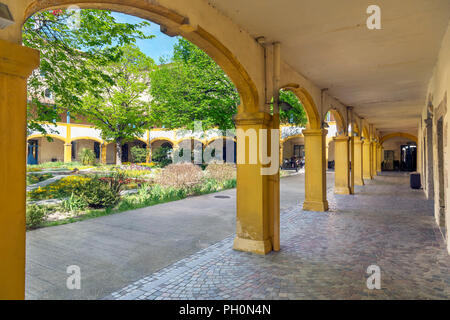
367,5,381,30
171,121,280,175
366,264,381,290
66,265,81,290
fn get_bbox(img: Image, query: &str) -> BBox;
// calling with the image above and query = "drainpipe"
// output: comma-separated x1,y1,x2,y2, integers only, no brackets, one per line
272,42,281,251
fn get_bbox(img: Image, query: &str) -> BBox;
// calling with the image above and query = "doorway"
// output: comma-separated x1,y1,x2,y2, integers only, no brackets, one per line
400,144,417,171
27,140,39,165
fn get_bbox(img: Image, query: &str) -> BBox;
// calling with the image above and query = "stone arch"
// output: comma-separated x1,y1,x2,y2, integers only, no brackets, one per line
204,136,237,163
281,134,304,144
176,137,205,147
353,120,360,135
280,85,321,130
27,134,65,163
324,108,345,134
204,136,236,146
150,137,175,147
70,136,103,144
27,133,66,143
380,132,418,145
362,126,370,139
23,0,260,113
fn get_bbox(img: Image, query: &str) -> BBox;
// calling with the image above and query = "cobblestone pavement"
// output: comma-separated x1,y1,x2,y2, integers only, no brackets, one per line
107,173,450,300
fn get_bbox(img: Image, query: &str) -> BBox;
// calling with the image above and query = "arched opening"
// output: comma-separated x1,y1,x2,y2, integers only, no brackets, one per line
27,135,65,164
17,3,267,301
121,139,147,163
279,85,328,212
175,138,204,163
380,133,418,172
150,139,174,165
281,135,304,170
70,137,104,163
204,137,237,163
23,0,260,114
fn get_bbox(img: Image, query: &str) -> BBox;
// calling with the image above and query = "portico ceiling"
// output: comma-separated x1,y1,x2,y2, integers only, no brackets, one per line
208,0,450,134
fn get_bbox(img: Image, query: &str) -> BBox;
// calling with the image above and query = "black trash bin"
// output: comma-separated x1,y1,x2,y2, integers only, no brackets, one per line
410,172,421,189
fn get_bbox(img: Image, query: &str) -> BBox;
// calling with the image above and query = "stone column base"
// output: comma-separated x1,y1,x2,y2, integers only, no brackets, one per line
303,200,329,212
233,237,272,255
335,187,352,195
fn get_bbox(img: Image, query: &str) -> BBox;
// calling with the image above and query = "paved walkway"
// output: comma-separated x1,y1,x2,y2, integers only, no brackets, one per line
107,172,450,300
26,172,322,299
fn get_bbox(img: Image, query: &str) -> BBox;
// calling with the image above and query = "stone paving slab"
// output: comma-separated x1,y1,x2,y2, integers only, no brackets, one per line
107,173,450,300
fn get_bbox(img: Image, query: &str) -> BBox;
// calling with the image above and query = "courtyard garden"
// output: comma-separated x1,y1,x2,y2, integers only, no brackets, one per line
26,162,237,230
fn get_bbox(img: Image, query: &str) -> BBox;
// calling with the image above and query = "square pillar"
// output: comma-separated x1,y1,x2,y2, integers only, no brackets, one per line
64,143,72,163
233,112,275,255
363,140,373,180
376,144,382,173
333,135,351,194
353,137,365,185
303,129,329,211
0,40,39,299
349,136,355,194
101,143,107,164
371,141,377,177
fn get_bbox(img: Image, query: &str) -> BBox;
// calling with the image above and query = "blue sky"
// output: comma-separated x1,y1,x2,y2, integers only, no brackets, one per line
111,12,178,63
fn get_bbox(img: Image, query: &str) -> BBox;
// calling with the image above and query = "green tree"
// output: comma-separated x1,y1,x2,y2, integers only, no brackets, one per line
23,9,153,135
150,38,240,130
79,44,156,165
278,90,308,127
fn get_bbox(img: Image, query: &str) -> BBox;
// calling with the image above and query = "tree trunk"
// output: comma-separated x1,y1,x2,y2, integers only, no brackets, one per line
116,140,122,165
147,128,152,163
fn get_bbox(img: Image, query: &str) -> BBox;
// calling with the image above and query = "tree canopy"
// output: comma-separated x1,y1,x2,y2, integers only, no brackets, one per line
23,9,153,135
149,38,240,130
278,90,308,127
79,44,155,164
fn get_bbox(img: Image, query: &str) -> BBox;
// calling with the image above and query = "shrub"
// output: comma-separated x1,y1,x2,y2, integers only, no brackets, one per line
205,162,236,181
26,205,48,229
72,178,120,209
130,146,148,163
72,172,126,209
152,146,172,167
155,163,203,190
78,148,96,165
62,192,88,212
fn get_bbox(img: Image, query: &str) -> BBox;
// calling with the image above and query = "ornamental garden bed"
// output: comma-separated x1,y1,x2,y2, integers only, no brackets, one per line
26,162,237,230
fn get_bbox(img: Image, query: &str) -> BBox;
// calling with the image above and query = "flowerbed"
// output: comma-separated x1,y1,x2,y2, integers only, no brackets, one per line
26,173,54,186
26,163,238,229
28,175,91,200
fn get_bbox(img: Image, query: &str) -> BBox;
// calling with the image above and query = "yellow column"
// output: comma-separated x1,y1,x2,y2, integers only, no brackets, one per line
64,143,72,163
349,136,355,194
353,137,365,185
101,143,107,164
0,40,39,300
363,140,373,180
371,141,377,177
271,114,280,251
146,129,152,163
64,124,72,163
333,135,351,194
376,144,382,173
233,112,274,254
303,129,329,211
